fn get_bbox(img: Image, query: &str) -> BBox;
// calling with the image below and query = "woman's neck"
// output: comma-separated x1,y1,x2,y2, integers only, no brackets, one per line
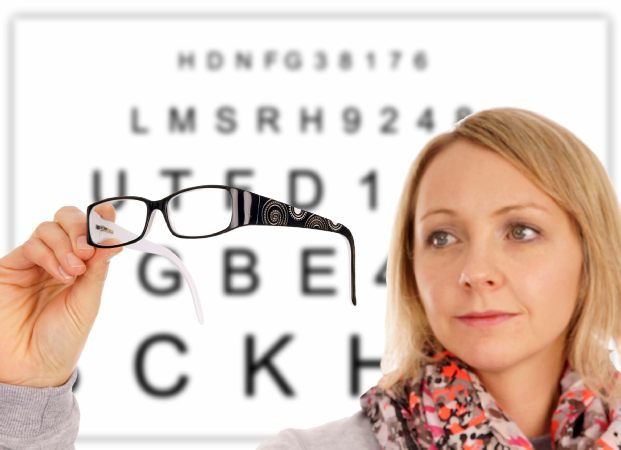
472,336,566,438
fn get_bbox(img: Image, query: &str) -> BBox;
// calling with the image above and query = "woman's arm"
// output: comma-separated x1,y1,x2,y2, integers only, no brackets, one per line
0,206,122,448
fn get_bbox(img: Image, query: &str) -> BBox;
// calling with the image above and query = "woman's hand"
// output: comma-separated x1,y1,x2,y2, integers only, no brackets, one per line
0,206,123,387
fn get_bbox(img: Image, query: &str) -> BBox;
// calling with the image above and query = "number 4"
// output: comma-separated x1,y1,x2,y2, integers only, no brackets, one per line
416,107,434,132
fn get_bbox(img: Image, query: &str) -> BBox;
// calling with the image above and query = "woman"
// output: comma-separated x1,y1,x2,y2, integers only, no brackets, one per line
258,108,621,449
1,108,620,449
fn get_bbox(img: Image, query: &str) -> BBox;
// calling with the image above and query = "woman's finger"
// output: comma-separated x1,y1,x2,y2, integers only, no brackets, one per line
53,206,95,260
21,236,75,284
32,221,85,280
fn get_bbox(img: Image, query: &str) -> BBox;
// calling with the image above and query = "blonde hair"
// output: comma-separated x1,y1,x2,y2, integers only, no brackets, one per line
379,107,621,403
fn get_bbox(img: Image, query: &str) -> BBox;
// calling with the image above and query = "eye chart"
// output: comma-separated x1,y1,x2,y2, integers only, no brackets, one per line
11,13,609,447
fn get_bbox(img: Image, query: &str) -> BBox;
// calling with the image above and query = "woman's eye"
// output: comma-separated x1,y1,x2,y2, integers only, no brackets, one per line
426,231,456,248
509,223,540,241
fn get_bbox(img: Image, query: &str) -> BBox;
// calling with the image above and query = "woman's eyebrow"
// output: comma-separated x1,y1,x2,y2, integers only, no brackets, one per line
418,202,551,223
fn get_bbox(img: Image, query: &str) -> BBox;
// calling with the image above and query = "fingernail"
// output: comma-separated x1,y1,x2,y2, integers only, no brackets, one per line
58,265,73,280
77,235,90,251
67,252,84,268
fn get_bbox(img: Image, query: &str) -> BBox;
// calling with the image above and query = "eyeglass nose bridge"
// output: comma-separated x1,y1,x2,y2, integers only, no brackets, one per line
143,199,169,238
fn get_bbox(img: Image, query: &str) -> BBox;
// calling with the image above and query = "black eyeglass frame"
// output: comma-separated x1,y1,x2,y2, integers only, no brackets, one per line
86,184,357,305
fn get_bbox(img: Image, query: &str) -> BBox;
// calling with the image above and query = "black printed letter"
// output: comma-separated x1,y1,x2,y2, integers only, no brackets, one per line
302,248,335,296
138,251,182,296
134,333,189,397
224,248,259,295
350,334,381,395
289,170,323,210
245,334,295,396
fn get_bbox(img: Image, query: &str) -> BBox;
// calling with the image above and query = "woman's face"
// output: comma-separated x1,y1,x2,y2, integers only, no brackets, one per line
413,139,583,373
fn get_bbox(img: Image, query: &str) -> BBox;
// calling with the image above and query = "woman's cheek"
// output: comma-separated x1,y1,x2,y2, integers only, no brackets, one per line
417,276,450,316
526,271,578,331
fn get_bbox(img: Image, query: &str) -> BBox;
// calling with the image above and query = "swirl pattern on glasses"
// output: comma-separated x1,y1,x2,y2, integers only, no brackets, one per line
259,199,343,231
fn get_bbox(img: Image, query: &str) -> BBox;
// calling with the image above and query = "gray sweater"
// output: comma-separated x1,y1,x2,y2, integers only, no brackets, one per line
0,370,552,450
0,370,79,449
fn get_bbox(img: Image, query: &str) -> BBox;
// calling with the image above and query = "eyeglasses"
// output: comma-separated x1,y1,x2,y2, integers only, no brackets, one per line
86,184,356,324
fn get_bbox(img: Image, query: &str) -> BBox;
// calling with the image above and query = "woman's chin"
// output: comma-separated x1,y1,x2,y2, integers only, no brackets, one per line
449,343,520,374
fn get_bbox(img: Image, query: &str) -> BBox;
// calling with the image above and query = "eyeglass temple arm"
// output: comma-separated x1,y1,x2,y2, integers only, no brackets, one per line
90,211,205,324
230,189,357,306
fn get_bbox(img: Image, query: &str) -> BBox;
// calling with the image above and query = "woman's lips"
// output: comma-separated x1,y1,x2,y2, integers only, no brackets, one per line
457,313,517,328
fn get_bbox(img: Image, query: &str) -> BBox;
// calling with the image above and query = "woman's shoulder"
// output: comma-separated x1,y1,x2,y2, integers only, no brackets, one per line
256,410,380,450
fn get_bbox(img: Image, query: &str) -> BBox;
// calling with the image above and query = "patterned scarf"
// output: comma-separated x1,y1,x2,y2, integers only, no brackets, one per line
360,350,621,449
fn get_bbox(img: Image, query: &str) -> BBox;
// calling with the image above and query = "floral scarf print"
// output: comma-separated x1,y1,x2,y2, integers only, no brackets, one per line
360,350,621,449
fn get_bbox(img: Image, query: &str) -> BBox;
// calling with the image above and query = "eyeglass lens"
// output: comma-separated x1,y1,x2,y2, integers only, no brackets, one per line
88,188,232,247
167,187,231,237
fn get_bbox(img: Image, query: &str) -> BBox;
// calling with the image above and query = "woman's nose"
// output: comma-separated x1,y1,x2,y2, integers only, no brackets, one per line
458,240,502,291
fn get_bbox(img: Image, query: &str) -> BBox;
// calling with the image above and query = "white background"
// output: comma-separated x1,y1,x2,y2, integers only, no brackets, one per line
1,1,620,449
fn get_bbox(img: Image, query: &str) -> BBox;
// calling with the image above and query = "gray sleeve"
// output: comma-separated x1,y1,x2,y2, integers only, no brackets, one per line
0,369,79,450
256,429,305,450
256,411,380,450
